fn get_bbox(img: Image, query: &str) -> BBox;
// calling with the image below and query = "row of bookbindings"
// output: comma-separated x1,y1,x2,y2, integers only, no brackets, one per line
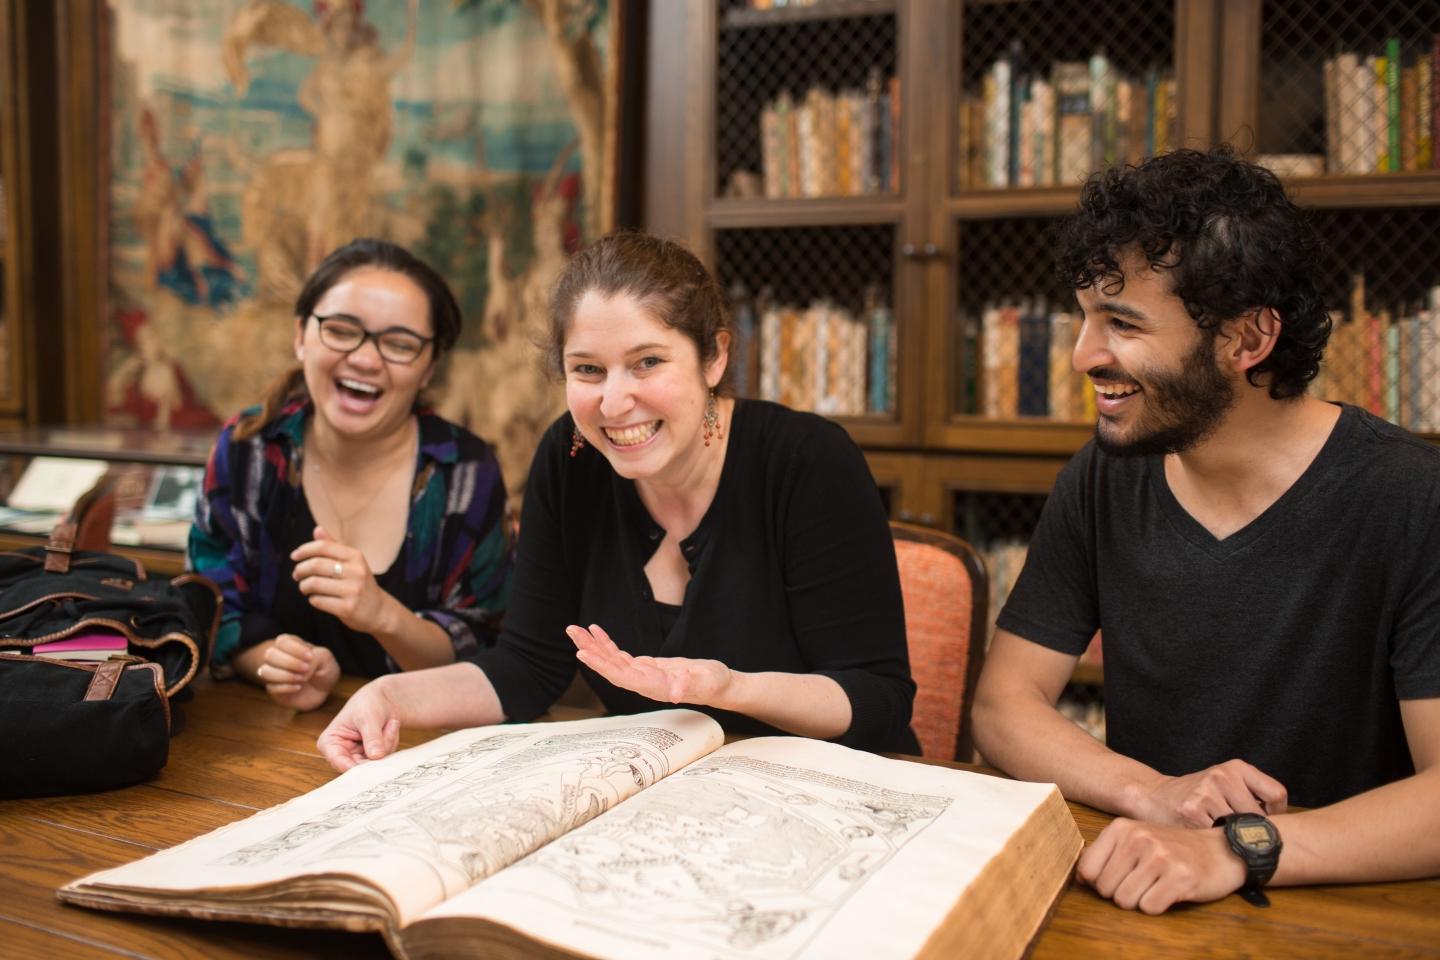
755,71,901,199
967,306,1096,422
1320,36,1440,175
1316,281,1440,433
721,282,1440,431
729,284,896,417
960,48,1178,190
965,286,1440,433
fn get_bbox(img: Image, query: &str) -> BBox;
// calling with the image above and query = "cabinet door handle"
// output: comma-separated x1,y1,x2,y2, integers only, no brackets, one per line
901,244,944,261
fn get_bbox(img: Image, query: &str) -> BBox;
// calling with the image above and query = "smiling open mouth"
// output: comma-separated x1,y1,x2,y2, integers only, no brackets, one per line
1093,381,1141,399
337,378,384,402
603,421,660,446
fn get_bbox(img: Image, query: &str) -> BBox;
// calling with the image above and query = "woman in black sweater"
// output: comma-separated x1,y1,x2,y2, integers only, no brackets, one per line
318,233,918,766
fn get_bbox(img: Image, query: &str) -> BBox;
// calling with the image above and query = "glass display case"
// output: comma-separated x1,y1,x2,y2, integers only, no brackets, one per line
0,427,212,575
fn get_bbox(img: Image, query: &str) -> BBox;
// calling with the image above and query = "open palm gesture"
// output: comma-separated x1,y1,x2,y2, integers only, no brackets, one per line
568,623,734,706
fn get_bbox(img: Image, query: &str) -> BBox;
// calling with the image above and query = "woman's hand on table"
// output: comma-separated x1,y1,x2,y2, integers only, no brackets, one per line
317,674,404,772
568,623,735,707
258,634,340,712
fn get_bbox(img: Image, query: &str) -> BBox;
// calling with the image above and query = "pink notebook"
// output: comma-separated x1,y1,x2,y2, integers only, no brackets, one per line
32,631,128,660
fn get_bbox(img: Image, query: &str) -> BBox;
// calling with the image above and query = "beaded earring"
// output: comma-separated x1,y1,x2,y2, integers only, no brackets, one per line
569,427,586,457
702,390,723,446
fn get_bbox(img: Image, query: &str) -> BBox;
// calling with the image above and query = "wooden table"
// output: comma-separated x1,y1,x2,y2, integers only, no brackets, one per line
3,677,1438,959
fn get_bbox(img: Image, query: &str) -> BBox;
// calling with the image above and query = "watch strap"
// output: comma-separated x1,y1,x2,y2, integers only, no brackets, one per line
1214,814,1281,908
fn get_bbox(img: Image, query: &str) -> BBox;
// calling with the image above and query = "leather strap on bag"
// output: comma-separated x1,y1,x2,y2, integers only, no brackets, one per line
84,660,125,701
45,522,78,574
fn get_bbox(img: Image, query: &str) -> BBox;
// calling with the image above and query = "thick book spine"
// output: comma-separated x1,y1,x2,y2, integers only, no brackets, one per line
981,305,1001,417
1017,80,1036,187
1337,53,1361,173
865,68,883,193
1048,313,1077,422
1367,309,1384,416
1434,35,1440,169
997,305,1020,419
1009,68,1024,187
1402,65,1418,171
1406,314,1423,429
990,58,1010,186
760,305,781,403
775,92,795,198
1418,56,1433,169
1054,61,1092,183
888,75,901,193
1386,38,1402,171
1358,56,1379,172
1375,56,1391,171
1144,68,1158,157
1032,78,1055,186
761,104,781,199
1089,53,1110,173
1323,58,1340,173
1017,310,1051,417
1384,311,1400,424
1425,287,1440,430
868,302,892,415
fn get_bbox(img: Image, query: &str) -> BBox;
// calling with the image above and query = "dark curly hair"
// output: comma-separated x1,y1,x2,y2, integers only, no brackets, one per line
1052,146,1330,399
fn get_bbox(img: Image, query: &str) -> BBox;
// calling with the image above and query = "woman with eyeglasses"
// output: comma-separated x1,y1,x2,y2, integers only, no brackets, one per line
189,239,512,711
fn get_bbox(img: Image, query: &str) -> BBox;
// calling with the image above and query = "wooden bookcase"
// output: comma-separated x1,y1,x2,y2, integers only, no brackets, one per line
646,0,1440,523
647,0,1216,527
644,1,1440,709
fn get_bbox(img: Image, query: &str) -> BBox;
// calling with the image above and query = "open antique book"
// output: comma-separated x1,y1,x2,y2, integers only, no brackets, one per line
60,710,1082,960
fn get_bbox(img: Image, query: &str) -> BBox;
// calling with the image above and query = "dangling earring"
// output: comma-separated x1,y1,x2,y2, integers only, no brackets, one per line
703,391,723,447
570,426,586,457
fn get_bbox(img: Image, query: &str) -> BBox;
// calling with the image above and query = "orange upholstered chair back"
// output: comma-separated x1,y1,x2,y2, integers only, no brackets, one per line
891,522,989,762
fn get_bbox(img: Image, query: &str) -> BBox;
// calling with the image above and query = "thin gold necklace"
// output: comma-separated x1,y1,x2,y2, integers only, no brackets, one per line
303,426,417,543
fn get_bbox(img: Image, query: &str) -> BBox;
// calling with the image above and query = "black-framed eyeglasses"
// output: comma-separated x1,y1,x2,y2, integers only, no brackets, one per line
311,313,435,365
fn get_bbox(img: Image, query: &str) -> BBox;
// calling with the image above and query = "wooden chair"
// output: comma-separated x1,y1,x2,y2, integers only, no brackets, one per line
891,522,989,762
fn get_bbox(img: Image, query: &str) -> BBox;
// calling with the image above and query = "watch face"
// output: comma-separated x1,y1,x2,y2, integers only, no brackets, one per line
1236,822,1276,850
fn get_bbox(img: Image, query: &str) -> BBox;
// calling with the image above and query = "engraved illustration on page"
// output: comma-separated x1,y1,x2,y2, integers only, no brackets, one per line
495,755,953,960
216,725,684,904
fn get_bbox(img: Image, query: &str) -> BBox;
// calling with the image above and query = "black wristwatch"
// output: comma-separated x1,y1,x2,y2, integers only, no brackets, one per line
1213,813,1283,907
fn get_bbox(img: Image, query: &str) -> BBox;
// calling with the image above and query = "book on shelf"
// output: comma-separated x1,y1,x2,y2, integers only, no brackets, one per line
757,71,898,200
749,291,895,416
963,46,1174,190
975,304,1090,422
1315,277,1440,433
1322,34,1440,174
60,710,1083,960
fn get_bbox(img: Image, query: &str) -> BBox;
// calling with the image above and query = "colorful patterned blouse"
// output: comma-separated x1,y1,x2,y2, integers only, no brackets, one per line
189,400,511,675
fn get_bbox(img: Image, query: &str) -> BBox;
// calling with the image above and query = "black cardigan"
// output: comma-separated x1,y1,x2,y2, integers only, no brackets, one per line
470,399,919,753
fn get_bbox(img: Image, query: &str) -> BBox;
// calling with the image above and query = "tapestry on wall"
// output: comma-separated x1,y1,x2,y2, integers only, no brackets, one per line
105,0,617,501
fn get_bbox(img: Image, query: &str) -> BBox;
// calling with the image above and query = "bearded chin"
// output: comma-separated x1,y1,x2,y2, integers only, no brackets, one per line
1092,339,1236,458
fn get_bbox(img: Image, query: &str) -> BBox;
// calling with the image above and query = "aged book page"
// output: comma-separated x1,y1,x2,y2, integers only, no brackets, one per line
60,710,725,931
403,736,1082,960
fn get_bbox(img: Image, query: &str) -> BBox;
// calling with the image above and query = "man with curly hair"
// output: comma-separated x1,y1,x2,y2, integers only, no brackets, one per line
973,147,1440,914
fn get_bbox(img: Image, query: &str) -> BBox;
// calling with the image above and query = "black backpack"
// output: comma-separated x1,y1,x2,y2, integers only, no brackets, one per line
0,519,220,798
